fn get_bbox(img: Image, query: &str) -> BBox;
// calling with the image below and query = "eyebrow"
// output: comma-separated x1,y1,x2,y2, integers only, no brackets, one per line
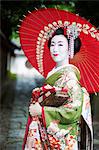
58,41,63,43
51,41,63,43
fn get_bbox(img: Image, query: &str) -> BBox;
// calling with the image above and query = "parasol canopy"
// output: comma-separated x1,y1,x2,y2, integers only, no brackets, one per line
19,8,99,93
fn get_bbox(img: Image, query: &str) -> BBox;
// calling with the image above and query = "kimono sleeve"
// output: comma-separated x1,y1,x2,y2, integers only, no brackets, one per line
42,70,83,127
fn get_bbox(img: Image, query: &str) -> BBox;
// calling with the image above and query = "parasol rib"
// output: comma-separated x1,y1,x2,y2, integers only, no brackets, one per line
82,60,99,88
81,61,97,94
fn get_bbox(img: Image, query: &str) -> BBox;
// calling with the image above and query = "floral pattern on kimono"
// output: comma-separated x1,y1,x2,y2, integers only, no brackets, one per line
42,65,83,150
23,65,93,150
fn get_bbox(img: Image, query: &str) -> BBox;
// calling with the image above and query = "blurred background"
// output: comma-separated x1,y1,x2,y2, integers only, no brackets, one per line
0,0,99,149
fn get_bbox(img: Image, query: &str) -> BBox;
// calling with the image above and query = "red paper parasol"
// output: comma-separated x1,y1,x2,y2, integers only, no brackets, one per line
19,8,99,93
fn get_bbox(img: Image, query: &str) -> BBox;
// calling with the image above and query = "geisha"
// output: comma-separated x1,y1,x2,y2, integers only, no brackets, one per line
22,27,93,150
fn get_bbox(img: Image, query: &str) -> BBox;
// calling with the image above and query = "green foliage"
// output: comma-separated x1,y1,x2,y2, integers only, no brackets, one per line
1,1,99,40
7,71,17,80
55,4,75,12
47,3,75,12
1,0,75,39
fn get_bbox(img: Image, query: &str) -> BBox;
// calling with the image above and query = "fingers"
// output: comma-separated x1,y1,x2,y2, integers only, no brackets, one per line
29,104,36,116
29,103,42,116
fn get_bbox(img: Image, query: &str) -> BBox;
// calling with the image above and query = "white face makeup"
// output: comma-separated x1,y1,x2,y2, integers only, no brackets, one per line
50,35,69,64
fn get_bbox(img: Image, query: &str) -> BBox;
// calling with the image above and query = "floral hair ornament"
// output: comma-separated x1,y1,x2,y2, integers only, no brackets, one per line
19,8,99,93
67,23,80,59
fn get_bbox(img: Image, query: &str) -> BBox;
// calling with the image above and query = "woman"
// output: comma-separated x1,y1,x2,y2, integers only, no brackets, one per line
23,28,93,150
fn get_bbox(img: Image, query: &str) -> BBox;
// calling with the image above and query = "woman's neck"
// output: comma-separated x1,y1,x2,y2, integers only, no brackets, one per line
56,58,69,68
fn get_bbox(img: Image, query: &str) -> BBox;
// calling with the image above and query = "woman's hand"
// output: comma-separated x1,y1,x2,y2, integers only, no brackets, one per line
29,102,42,116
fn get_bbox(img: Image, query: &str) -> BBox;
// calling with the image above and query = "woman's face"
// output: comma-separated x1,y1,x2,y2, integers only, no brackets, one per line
50,35,68,63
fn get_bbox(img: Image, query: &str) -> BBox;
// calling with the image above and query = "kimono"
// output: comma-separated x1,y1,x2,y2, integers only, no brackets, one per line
23,64,93,150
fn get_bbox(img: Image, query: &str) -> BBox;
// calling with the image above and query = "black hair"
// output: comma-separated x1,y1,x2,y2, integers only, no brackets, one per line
48,28,81,55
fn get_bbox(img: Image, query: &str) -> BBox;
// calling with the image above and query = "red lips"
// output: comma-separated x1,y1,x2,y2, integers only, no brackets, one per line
53,54,58,56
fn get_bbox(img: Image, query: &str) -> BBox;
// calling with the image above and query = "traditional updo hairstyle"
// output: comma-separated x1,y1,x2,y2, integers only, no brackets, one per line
48,28,81,55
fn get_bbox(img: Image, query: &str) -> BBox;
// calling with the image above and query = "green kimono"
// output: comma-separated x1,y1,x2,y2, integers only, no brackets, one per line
43,64,83,150
24,64,93,150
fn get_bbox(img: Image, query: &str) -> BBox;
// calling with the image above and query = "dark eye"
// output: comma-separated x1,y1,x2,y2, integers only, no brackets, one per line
58,44,63,46
50,44,54,47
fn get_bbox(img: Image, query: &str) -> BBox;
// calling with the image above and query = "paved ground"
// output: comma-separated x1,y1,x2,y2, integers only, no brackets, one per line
0,75,99,150
1,75,33,150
